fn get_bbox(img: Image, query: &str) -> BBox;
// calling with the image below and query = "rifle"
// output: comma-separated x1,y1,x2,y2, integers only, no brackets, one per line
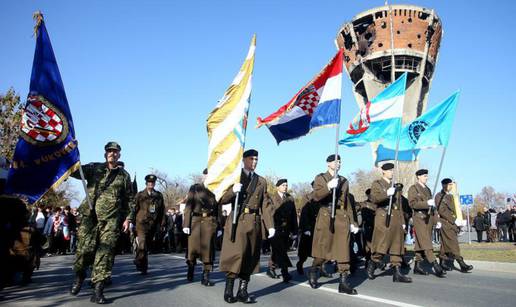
230,174,258,242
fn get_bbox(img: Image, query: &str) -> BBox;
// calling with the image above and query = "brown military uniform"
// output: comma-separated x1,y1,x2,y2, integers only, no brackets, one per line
370,178,405,266
408,183,437,263
311,172,357,273
435,191,461,259
132,189,165,272
219,170,273,280
183,183,218,271
269,192,298,270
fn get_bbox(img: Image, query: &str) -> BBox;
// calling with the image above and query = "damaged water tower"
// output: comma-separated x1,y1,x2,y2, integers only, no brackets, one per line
336,4,442,129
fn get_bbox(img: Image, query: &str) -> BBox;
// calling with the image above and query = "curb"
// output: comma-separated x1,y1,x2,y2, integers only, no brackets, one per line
464,260,516,273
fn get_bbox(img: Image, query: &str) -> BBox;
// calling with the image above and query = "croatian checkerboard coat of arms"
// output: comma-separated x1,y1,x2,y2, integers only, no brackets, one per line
20,95,69,146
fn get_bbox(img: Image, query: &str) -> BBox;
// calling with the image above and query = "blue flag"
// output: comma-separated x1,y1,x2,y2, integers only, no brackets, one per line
5,15,81,204
375,145,420,165
380,91,460,151
339,73,407,147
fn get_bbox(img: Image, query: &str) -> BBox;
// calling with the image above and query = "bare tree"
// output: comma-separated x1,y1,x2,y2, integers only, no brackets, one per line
474,186,506,209
0,88,23,160
150,168,190,209
290,181,312,209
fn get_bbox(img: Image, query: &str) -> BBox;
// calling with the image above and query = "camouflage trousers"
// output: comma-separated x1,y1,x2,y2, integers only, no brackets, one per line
73,215,120,283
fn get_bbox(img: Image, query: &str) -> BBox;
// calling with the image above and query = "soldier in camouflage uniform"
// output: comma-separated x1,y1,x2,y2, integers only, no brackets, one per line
69,142,134,304
131,174,165,275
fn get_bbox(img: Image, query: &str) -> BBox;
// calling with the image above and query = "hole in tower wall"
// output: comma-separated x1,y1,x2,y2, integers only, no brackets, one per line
378,43,383,47
408,43,412,48
408,17,413,23
381,21,387,29
417,34,421,39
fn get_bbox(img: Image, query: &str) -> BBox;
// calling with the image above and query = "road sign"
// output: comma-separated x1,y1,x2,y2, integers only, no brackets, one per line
460,194,473,205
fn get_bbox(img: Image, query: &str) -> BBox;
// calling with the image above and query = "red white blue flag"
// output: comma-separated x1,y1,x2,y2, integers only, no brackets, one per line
257,50,343,144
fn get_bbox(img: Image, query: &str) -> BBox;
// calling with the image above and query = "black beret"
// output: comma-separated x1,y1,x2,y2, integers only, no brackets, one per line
441,178,452,185
381,163,394,171
104,141,121,151
416,169,428,176
203,168,208,175
243,149,258,158
276,179,287,187
326,154,341,162
145,174,157,182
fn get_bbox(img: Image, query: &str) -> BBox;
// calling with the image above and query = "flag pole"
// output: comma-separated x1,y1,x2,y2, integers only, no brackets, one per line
329,121,341,234
78,162,93,211
385,0,400,228
429,146,447,214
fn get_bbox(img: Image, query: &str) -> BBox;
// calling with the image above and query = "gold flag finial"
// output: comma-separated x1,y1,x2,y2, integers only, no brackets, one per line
32,10,44,37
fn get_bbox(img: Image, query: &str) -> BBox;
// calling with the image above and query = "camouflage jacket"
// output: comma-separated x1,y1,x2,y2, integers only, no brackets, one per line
71,162,134,222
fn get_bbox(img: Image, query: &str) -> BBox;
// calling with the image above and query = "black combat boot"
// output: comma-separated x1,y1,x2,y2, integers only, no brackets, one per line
201,270,214,286
320,262,333,278
392,266,412,283
366,260,376,280
338,273,357,295
70,271,86,295
90,281,107,304
413,261,428,275
224,277,237,303
456,258,473,273
432,261,446,277
439,258,452,271
308,267,319,289
187,262,195,282
266,266,279,279
236,279,255,303
281,268,292,283
296,261,304,275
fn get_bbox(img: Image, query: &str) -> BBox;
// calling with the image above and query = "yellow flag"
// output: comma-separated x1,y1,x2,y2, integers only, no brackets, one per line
450,181,463,221
205,35,256,201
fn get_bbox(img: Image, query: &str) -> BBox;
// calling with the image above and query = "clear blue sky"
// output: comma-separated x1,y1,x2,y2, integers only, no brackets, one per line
1,0,515,201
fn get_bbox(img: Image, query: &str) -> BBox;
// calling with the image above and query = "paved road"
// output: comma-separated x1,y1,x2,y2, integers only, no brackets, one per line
2,252,515,307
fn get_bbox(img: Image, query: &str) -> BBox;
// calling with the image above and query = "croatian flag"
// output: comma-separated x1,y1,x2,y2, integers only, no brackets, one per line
257,50,343,144
339,73,407,146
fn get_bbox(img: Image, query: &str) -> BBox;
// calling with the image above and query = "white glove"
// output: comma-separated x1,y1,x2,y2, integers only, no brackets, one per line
387,187,395,196
232,183,242,193
183,227,191,235
327,178,339,189
350,224,359,234
303,230,311,236
402,224,406,230
427,200,435,207
291,234,298,240
268,228,276,238
435,221,442,229
454,219,462,226
216,230,223,237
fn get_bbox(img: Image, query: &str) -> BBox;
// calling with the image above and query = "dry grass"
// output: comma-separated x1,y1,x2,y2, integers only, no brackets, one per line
405,242,516,263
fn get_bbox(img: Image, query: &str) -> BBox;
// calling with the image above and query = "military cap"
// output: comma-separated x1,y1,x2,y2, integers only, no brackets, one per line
145,174,157,182
243,149,258,158
441,178,453,185
104,141,121,151
416,169,428,176
203,168,208,175
276,179,287,187
381,163,394,171
326,154,341,162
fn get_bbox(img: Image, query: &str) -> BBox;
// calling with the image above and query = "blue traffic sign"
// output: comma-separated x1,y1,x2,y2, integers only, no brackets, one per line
460,194,473,205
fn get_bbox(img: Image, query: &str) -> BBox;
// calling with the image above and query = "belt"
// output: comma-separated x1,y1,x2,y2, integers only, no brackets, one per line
192,212,214,217
242,207,260,215
413,209,429,213
322,204,345,210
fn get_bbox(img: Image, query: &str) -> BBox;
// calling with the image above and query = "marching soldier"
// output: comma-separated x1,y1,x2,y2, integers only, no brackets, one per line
366,163,412,283
70,141,134,304
219,149,274,304
357,189,376,266
296,182,318,275
408,169,445,277
267,179,298,282
182,168,220,286
308,154,358,295
435,178,473,273
131,174,165,275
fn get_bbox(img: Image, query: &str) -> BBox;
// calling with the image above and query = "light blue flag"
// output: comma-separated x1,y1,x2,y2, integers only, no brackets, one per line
375,144,420,165
381,91,460,151
339,73,407,147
